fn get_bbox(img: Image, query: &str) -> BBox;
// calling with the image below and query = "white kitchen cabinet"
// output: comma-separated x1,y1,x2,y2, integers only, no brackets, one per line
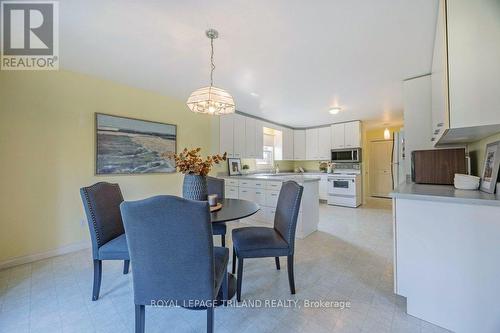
431,0,500,145
245,117,256,158
282,127,294,160
317,127,331,160
331,121,361,149
344,121,361,148
430,0,449,144
255,120,264,159
219,114,234,157
224,185,238,199
404,75,434,176
222,177,319,238
306,128,319,160
233,114,246,158
293,130,306,160
331,123,345,149
318,174,329,200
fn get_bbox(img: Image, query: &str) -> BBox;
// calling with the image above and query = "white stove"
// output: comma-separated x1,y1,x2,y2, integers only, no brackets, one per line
327,171,362,208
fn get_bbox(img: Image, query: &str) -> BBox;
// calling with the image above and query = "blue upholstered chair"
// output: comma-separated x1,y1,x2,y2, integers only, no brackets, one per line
120,195,229,333
80,182,130,301
231,181,303,301
207,176,227,247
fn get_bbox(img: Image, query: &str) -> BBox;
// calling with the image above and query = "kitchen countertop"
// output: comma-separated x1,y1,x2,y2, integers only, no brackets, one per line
220,174,321,183
391,182,500,207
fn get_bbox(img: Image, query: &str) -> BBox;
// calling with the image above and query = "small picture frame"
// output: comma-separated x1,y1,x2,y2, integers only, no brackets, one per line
480,141,500,194
227,158,242,176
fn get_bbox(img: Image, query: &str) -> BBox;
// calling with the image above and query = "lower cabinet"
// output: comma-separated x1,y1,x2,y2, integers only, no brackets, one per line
223,179,310,236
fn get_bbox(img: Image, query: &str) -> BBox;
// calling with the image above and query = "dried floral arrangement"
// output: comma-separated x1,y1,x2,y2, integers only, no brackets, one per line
164,148,227,176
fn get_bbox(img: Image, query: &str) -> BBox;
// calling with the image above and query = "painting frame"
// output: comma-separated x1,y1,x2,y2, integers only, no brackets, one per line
480,140,500,194
95,113,177,175
227,158,242,176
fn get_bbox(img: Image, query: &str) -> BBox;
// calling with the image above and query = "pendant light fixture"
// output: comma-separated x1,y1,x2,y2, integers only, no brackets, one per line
186,29,235,115
384,127,391,140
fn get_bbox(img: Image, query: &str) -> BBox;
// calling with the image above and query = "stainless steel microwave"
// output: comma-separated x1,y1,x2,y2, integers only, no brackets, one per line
331,148,362,163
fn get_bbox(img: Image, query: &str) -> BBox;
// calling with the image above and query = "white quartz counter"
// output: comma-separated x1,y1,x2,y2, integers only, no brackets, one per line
391,182,500,207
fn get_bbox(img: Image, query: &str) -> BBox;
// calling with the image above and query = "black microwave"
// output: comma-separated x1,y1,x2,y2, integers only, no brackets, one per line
331,148,362,163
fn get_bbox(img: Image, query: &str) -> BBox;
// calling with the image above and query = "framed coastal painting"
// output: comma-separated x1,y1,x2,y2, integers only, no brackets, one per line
95,113,177,175
480,141,500,193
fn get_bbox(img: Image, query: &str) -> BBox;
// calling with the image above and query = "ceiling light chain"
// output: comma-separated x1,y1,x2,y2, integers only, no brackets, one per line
210,35,215,87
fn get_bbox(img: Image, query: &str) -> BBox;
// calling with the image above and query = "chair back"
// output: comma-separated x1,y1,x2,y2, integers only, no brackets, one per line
273,181,303,252
80,182,125,259
207,176,225,199
120,195,216,305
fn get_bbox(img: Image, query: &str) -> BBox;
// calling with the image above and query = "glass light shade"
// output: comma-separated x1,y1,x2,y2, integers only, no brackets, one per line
186,86,235,115
384,128,391,140
329,107,341,115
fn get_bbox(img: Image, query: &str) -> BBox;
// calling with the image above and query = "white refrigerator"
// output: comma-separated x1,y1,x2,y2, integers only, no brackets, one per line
391,130,406,189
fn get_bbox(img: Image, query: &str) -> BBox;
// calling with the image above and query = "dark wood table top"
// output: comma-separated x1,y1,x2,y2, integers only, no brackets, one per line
210,198,259,223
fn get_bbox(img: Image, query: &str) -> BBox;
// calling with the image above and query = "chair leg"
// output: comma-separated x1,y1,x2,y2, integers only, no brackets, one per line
232,247,236,275
222,271,228,306
236,257,244,302
207,306,214,333
275,257,280,270
92,259,102,301
221,234,226,247
123,260,130,274
287,255,295,294
135,304,145,333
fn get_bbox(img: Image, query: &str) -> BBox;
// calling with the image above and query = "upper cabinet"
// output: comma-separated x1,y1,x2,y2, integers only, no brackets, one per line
432,0,500,145
306,128,319,160
344,121,361,148
282,127,294,160
255,120,264,159
219,114,263,159
331,121,361,149
293,130,306,160
219,114,234,157
331,123,345,149
317,127,331,160
245,117,257,158
220,114,362,161
232,114,246,158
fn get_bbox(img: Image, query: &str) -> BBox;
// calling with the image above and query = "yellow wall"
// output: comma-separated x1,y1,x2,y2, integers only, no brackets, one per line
468,132,500,176
0,70,216,263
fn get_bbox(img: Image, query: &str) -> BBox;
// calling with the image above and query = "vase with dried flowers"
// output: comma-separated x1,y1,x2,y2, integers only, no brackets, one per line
164,148,227,201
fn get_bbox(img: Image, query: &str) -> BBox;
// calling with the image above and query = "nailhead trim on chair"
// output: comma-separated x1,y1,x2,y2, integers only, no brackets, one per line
81,182,124,248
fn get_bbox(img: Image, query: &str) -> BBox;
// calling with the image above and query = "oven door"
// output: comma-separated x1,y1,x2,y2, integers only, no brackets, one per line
329,177,355,196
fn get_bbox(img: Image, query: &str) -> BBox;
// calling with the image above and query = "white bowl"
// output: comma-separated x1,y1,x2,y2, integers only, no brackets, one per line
454,174,480,190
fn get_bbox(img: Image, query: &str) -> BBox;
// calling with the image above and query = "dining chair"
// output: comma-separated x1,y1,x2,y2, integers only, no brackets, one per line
231,181,303,302
80,182,130,301
207,176,227,247
120,195,229,333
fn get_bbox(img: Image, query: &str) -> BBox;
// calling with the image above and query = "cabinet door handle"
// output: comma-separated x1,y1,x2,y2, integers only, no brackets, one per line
437,123,444,127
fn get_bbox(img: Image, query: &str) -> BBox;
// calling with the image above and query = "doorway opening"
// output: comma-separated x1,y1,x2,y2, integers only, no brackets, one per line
369,140,393,198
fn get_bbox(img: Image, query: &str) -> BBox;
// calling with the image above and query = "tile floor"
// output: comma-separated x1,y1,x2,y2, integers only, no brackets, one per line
0,199,451,333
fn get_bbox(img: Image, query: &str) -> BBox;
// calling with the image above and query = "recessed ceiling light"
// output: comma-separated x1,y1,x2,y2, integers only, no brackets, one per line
250,92,259,97
329,107,341,115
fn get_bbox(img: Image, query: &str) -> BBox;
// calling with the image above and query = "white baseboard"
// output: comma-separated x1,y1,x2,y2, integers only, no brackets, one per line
0,241,90,270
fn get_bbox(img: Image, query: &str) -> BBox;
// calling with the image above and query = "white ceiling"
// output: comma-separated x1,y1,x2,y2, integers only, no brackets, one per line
60,0,438,128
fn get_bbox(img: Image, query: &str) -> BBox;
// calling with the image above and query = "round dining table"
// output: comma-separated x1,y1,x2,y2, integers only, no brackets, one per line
210,198,259,304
